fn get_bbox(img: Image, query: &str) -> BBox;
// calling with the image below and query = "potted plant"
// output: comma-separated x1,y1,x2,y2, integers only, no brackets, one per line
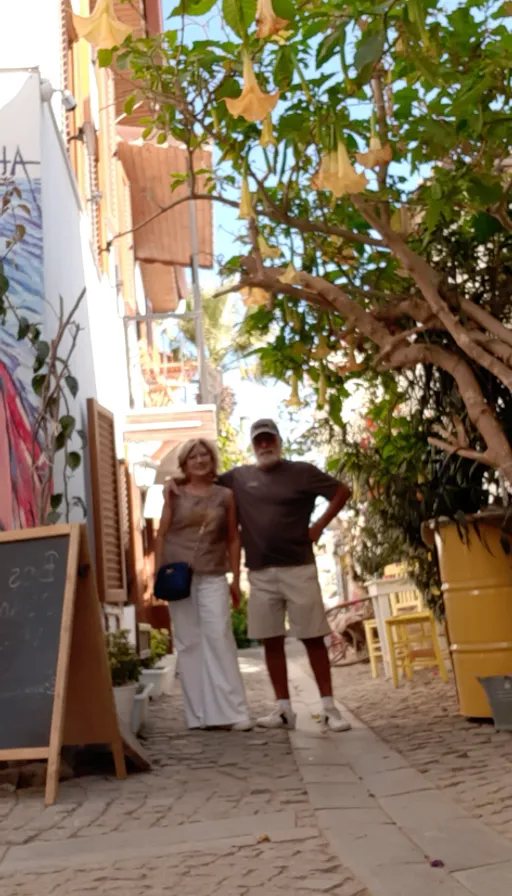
107,630,141,729
140,628,176,699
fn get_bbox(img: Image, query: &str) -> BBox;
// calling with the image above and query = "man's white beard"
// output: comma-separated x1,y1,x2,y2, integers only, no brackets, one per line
257,451,281,469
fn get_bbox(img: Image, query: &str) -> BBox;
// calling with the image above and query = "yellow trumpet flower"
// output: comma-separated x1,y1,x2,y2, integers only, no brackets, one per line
258,235,281,259
256,0,290,39
356,135,393,169
241,287,270,307
313,144,368,197
279,263,300,285
312,332,331,361
72,0,131,49
239,177,254,219
390,205,413,237
285,375,303,409
226,53,280,123
260,113,277,148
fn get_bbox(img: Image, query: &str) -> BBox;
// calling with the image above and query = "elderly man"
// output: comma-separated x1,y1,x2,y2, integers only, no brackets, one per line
167,419,351,731
221,419,352,732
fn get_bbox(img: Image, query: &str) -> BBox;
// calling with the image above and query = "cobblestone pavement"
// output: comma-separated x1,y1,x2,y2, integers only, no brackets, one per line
0,653,369,896
332,661,512,842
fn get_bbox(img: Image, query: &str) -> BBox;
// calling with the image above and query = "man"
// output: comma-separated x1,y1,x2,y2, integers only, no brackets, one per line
168,419,351,731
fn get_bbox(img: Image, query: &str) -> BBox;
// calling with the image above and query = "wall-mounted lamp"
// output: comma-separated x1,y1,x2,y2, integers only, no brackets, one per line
40,79,77,112
132,458,159,490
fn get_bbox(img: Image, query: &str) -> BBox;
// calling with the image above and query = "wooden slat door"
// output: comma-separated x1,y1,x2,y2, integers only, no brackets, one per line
87,399,127,604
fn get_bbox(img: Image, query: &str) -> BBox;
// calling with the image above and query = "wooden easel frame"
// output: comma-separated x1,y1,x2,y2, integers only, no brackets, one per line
0,523,126,805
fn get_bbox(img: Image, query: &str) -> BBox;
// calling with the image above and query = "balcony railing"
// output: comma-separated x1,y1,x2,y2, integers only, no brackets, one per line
123,316,222,411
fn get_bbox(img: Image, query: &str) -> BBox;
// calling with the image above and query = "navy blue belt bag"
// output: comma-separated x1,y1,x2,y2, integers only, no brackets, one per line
154,500,211,602
154,562,193,602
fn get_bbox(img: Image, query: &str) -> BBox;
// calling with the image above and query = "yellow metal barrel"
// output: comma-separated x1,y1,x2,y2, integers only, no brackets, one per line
435,520,512,718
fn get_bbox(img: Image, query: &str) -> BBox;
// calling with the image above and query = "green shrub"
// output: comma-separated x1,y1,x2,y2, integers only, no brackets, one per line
141,627,169,669
107,630,141,687
231,596,251,649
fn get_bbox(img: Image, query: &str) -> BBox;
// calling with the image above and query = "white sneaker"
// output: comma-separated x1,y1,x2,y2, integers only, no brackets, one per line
322,706,351,732
257,706,297,729
231,720,253,731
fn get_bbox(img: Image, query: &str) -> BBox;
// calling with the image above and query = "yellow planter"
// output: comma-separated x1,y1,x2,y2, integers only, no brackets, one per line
435,518,512,718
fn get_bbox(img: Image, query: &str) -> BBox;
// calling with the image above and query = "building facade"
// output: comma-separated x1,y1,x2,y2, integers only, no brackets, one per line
0,0,217,620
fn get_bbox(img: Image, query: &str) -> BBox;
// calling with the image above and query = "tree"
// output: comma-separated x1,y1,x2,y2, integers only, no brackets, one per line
104,0,512,486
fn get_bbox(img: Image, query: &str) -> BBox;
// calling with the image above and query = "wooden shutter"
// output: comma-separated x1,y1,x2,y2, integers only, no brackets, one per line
118,460,145,609
87,399,127,604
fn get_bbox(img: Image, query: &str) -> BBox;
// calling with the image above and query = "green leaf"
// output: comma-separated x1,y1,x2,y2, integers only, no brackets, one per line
354,31,385,74
46,510,61,525
471,212,502,242
222,0,256,37
274,46,294,88
124,95,136,117
142,126,153,140
50,493,63,511
17,316,30,340
67,451,82,471
32,374,47,397
77,428,88,449
33,340,50,373
171,0,216,14
316,28,342,67
216,77,242,100
273,0,294,19
65,375,79,398
97,48,113,68
115,52,131,71
59,415,76,438
157,132,167,144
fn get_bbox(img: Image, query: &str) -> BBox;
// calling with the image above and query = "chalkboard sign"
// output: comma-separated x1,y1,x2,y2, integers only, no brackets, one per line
0,524,128,805
0,534,70,749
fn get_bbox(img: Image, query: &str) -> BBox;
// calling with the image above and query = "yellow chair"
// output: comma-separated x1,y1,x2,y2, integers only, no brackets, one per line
389,587,423,616
364,619,382,679
385,611,448,688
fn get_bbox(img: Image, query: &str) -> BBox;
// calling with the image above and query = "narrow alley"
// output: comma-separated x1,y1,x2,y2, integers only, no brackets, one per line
2,646,512,896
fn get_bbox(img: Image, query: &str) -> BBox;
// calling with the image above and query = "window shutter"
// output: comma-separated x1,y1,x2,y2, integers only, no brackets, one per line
87,399,127,604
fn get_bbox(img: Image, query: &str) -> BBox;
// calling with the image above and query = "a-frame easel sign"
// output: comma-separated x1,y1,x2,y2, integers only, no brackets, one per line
0,523,126,805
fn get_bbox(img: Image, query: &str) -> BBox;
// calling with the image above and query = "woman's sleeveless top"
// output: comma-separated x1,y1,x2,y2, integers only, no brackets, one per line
162,485,230,576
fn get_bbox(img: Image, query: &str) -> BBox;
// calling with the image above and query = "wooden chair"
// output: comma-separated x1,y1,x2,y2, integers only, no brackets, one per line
364,619,383,679
385,611,448,688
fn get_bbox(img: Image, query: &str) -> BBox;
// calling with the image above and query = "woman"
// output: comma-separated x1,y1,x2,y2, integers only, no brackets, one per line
154,438,251,731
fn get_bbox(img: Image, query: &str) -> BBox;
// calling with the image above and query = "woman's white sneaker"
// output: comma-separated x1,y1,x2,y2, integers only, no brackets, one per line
231,720,253,731
257,706,297,729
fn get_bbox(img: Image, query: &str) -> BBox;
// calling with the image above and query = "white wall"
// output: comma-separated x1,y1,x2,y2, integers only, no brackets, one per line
41,101,129,524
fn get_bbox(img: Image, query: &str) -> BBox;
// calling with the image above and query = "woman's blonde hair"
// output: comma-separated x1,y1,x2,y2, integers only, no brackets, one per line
177,438,219,479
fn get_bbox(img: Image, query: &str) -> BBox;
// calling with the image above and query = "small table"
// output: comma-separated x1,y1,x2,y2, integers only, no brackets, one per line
365,577,417,679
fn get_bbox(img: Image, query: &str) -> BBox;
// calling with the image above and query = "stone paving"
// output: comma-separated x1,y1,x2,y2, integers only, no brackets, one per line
0,653,369,896
331,661,512,842
4,646,512,895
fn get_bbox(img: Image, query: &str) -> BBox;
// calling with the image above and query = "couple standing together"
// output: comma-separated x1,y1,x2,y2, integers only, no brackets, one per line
155,419,351,733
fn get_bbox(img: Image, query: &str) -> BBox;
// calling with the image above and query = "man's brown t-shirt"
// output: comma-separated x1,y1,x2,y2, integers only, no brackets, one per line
218,460,340,571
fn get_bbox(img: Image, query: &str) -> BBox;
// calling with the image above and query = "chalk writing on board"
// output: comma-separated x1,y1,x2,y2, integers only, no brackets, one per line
0,533,69,749
8,550,59,589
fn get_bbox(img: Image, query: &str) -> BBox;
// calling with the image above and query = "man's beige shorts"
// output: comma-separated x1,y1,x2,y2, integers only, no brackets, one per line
247,564,330,641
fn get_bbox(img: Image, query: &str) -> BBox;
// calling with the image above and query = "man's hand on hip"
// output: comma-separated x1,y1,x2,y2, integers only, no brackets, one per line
308,521,324,544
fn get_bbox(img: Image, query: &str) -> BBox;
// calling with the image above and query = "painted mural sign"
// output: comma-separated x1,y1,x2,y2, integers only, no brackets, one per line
0,74,45,530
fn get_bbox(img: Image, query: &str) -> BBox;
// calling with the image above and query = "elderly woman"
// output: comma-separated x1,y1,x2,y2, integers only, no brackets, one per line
154,438,251,731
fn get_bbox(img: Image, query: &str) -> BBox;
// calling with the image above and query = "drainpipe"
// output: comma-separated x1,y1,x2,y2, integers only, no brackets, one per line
187,160,207,405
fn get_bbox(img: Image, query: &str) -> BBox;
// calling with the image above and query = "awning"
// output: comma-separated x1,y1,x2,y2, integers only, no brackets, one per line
117,134,213,269
140,262,187,313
